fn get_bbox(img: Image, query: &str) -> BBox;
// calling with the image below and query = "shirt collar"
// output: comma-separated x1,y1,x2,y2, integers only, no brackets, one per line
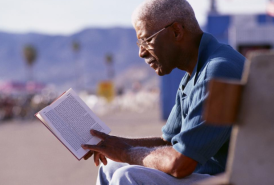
192,32,221,85
181,33,221,94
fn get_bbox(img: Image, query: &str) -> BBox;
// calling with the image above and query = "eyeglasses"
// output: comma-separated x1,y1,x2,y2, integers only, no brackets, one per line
136,22,174,49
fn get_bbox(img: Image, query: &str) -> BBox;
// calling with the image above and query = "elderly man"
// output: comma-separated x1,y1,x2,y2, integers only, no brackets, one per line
82,0,245,184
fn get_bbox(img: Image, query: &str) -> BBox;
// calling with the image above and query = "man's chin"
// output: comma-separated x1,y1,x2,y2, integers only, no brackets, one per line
155,69,165,76
155,68,173,76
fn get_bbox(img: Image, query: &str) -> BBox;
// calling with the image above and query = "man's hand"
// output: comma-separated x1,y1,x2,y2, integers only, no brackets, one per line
83,150,107,166
82,129,132,163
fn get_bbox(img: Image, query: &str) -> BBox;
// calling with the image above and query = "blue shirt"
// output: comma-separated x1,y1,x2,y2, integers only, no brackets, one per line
162,33,245,175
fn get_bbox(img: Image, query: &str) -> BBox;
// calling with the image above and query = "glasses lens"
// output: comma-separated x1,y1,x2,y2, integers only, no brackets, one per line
137,40,142,48
137,39,149,49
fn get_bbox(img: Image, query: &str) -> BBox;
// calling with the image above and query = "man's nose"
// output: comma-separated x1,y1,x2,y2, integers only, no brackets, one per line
139,45,148,58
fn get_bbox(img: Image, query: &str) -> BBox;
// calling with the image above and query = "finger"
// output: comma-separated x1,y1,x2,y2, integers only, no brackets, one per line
83,151,93,160
84,151,93,160
99,154,107,165
90,129,108,140
82,144,104,153
94,152,100,166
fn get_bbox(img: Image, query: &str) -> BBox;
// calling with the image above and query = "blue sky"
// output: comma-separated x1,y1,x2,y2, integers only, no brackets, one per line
0,0,269,35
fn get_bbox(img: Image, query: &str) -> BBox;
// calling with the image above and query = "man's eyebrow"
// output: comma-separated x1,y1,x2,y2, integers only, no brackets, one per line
138,33,150,41
137,30,150,40
137,34,146,40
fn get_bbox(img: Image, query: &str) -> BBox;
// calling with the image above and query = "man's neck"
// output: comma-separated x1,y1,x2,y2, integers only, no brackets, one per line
177,32,203,76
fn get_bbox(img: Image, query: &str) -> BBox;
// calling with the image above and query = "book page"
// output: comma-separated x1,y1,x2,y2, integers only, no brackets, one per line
38,88,111,160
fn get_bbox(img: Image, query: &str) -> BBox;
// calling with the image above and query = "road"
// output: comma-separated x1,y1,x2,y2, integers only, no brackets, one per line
0,108,165,185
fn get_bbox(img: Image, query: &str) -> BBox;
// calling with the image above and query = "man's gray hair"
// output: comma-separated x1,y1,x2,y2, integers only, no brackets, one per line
132,0,200,32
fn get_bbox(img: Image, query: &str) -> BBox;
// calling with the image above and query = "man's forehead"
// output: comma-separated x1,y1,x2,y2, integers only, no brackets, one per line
135,20,151,30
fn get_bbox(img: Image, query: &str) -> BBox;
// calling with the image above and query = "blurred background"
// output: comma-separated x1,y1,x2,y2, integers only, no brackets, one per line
0,0,273,120
0,0,274,184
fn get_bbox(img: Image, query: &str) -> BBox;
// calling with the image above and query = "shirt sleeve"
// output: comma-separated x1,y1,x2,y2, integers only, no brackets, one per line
171,80,232,165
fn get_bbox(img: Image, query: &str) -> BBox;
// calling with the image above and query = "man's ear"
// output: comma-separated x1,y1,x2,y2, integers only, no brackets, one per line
172,22,184,40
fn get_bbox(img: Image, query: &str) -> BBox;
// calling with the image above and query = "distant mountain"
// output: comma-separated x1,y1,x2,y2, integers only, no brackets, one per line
0,28,158,92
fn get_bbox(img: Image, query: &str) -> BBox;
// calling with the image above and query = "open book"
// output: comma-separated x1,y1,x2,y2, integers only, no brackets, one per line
35,88,111,160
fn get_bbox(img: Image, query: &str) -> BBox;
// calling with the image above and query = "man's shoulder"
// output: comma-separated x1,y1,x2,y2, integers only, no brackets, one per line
204,45,246,81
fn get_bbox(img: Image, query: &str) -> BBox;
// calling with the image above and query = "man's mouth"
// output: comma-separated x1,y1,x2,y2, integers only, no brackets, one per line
146,59,154,65
145,59,159,70
149,62,158,69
